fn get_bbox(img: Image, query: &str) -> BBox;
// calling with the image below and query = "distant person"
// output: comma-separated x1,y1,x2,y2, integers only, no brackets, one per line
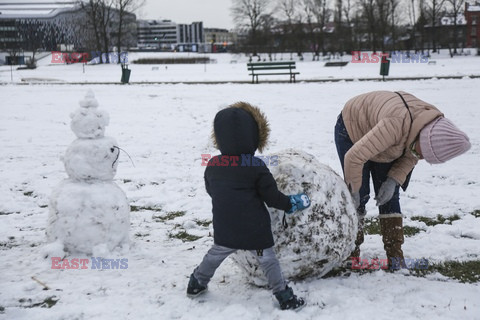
334,91,471,268
187,102,310,311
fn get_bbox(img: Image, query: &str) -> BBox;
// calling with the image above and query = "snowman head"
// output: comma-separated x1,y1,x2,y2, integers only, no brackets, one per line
71,90,110,139
64,137,120,181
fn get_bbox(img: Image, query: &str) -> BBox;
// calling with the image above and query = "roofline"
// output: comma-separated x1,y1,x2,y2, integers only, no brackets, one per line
0,3,81,19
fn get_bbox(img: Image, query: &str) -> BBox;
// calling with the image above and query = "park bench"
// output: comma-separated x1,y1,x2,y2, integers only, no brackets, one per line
247,61,299,84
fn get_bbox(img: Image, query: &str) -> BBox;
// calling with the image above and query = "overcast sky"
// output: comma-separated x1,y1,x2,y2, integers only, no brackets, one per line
138,0,235,30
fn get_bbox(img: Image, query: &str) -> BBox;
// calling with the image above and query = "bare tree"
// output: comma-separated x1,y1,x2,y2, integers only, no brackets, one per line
79,0,101,56
376,0,391,52
311,0,331,55
359,0,378,52
446,0,464,54
79,0,115,63
98,0,114,63
424,0,446,52
302,0,319,59
114,0,144,60
390,0,400,50
231,0,272,55
333,0,344,53
342,0,357,51
334,0,342,24
405,0,417,51
278,0,301,58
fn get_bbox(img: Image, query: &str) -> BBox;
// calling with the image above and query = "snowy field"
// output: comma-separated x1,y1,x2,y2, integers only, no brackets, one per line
0,54,480,319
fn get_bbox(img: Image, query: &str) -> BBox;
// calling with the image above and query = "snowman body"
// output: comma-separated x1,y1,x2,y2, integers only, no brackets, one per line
47,91,130,255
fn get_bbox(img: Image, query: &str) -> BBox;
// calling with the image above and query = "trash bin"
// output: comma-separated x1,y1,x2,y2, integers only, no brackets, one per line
380,58,390,81
121,64,131,84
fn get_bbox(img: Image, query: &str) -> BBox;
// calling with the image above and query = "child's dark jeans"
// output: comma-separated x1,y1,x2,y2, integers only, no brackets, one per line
193,244,286,294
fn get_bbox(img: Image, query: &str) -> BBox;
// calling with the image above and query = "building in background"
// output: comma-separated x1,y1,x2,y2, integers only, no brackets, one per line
136,19,178,50
204,28,237,53
0,0,137,65
136,20,241,53
137,20,204,52
178,22,203,52
466,1,480,48
0,1,83,52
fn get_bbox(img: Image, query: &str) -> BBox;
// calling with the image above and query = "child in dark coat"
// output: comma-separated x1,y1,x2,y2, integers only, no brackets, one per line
187,102,310,311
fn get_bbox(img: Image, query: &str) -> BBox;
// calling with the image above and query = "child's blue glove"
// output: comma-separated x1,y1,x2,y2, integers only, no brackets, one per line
286,193,311,214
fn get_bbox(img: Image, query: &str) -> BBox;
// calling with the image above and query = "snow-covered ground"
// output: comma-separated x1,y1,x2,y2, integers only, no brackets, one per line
0,54,479,319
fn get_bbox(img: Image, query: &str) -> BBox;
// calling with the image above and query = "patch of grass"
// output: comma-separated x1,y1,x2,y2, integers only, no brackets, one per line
327,259,480,284
435,261,480,283
322,265,351,278
169,230,202,242
471,210,480,218
412,260,480,283
134,232,150,238
364,215,453,237
0,211,19,216
23,191,34,197
130,205,162,212
19,296,58,308
153,211,186,222
411,214,461,226
403,225,423,237
0,238,18,250
133,57,211,64
194,219,211,227
364,217,381,235
323,262,382,278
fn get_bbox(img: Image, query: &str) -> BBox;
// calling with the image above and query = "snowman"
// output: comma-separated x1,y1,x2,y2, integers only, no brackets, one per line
46,90,130,255
232,149,357,284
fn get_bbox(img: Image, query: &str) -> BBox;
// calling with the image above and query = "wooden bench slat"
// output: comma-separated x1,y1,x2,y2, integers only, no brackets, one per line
249,72,300,76
248,66,296,71
247,61,295,66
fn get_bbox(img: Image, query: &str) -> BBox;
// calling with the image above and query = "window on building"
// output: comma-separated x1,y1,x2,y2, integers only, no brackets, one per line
472,16,477,25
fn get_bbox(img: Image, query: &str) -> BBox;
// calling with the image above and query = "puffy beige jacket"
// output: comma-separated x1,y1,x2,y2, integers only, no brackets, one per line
342,91,443,193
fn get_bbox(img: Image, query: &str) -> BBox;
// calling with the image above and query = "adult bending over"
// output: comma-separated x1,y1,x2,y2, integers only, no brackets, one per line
334,90,471,268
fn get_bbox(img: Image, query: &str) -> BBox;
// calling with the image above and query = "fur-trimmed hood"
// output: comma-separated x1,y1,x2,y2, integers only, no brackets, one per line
212,102,270,155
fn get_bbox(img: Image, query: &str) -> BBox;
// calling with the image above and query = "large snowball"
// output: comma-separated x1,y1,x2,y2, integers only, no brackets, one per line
64,137,119,181
232,149,357,285
47,180,130,255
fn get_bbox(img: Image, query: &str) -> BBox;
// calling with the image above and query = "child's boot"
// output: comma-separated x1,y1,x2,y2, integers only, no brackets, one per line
186,273,207,297
274,286,306,311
